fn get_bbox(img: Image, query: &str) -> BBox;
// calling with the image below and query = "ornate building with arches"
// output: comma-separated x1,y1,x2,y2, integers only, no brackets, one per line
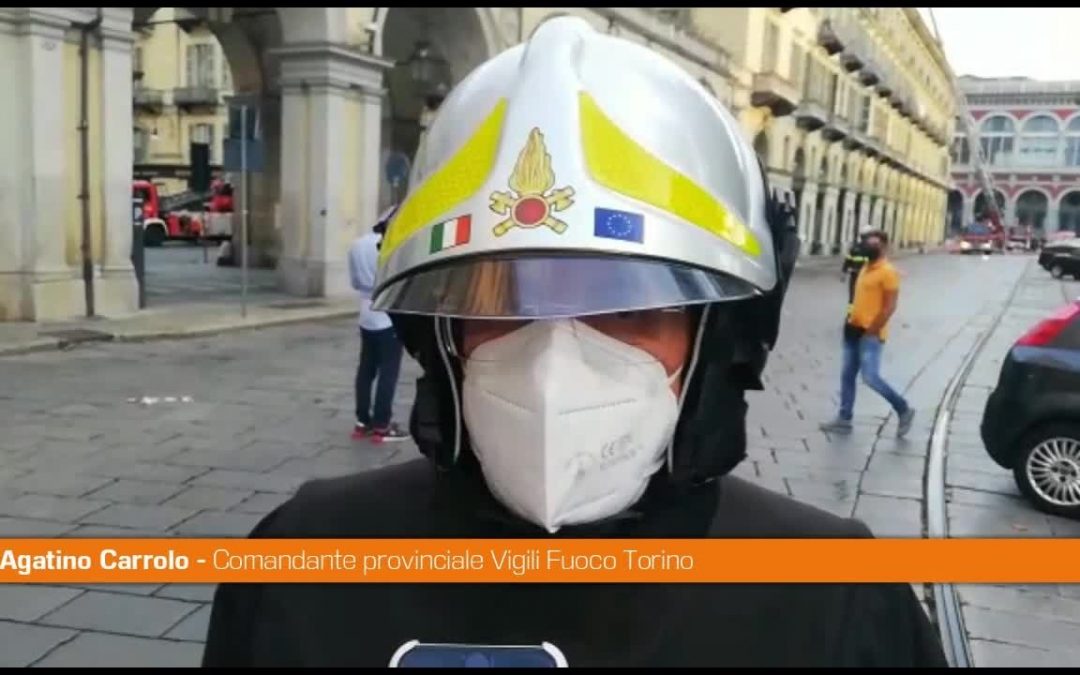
948,76,1080,235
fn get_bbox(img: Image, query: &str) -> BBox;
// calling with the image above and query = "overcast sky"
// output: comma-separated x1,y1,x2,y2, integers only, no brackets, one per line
917,8,1080,81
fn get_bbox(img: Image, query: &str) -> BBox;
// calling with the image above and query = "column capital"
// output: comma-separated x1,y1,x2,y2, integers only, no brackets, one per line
272,42,393,96
100,8,135,50
0,9,68,39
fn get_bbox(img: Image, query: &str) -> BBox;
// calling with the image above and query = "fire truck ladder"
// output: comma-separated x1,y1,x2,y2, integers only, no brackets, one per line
955,95,1005,233
927,8,1004,235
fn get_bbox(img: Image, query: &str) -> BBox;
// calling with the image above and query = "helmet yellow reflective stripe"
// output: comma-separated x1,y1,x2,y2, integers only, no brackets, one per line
578,91,761,258
379,91,763,266
379,99,508,265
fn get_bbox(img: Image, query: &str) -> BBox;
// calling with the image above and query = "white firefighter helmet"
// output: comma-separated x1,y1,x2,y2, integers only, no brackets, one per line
373,15,778,319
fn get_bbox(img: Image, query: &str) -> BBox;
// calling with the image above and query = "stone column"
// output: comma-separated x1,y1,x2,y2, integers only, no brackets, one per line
798,182,817,255
358,88,385,235
96,8,139,316
838,191,855,248
0,10,83,321
821,186,839,254
858,194,873,233
881,200,895,244
1046,201,1060,235
274,43,392,298
894,202,908,245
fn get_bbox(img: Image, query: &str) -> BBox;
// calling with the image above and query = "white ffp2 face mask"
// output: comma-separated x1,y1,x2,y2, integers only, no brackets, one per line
461,319,681,533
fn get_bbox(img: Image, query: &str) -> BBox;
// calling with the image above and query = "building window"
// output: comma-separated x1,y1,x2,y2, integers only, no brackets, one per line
979,115,1015,166
858,94,871,134
762,20,779,74
950,135,970,164
789,44,805,90
1017,115,1059,168
872,102,888,140
1064,117,1080,166
826,71,838,113
133,46,143,75
186,44,216,88
189,123,215,162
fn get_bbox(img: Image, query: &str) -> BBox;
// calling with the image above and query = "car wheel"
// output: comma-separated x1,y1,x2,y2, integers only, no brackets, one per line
1013,423,1080,519
1051,264,1066,279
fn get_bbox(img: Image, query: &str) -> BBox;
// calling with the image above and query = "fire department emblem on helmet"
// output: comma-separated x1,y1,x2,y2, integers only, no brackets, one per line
489,128,575,237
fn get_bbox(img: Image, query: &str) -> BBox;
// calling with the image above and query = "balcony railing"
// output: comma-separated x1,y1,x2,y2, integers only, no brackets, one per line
874,59,895,97
838,26,866,73
822,108,850,142
133,87,165,110
858,50,881,87
174,86,220,108
751,69,800,117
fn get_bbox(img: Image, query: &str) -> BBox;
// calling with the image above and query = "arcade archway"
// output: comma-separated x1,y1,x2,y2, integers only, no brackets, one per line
1015,190,1049,231
130,7,285,306
1060,191,1080,234
947,189,963,234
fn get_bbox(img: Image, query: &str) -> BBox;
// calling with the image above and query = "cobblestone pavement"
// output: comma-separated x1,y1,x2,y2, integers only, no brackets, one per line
0,251,1073,666
144,244,279,307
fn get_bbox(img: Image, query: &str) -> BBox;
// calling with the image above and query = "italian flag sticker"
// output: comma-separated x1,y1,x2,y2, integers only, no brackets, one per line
429,215,471,253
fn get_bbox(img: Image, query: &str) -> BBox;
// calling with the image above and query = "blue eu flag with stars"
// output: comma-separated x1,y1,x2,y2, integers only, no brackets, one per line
594,207,644,243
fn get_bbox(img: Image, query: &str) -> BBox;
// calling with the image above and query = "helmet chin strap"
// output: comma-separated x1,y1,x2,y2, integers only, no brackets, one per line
433,316,464,464
667,304,710,475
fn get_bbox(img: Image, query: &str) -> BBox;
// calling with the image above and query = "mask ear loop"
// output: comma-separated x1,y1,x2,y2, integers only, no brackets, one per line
666,304,710,474
433,316,463,464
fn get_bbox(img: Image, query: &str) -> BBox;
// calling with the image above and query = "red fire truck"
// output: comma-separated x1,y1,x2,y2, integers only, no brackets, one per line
132,179,234,247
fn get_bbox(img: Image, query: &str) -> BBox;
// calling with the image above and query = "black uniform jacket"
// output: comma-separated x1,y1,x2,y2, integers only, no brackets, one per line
203,458,947,668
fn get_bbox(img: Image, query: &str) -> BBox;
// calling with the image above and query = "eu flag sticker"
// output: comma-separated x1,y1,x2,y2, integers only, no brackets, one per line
594,207,645,243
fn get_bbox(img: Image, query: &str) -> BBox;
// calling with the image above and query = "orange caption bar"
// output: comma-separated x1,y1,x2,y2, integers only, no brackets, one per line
2,538,1080,584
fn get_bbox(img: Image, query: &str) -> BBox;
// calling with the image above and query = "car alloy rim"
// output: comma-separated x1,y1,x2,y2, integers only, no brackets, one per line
1027,437,1080,507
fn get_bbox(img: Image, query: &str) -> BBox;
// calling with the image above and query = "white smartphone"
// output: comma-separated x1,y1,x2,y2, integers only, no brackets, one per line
388,639,569,668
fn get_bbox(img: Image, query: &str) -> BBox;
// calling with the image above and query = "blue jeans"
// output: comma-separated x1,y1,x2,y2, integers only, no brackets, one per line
355,327,404,428
839,334,909,421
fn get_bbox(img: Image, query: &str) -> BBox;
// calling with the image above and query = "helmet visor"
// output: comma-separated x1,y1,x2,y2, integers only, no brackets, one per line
371,252,759,320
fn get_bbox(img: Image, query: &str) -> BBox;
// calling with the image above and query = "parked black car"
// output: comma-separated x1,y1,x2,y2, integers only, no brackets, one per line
982,302,1080,519
1038,238,1080,272
1044,251,1080,280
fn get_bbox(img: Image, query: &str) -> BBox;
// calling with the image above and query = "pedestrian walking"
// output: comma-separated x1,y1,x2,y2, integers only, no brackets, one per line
205,17,945,668
348,205,409,443
821,229,915,437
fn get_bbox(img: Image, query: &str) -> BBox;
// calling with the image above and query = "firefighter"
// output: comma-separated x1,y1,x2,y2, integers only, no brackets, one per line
842,227,873,314
203,17,947,668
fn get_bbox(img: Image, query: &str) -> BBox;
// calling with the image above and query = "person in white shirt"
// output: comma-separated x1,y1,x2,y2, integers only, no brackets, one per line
347,205,409,442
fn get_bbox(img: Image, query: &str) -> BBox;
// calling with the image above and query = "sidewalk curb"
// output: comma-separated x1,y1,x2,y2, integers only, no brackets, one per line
0,307,358,357
0,337,63,358
111,308,358,344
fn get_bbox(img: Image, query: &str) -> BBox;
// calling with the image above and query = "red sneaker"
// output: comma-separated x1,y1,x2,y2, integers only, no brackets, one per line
368,423,410,443
350,422,368,440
